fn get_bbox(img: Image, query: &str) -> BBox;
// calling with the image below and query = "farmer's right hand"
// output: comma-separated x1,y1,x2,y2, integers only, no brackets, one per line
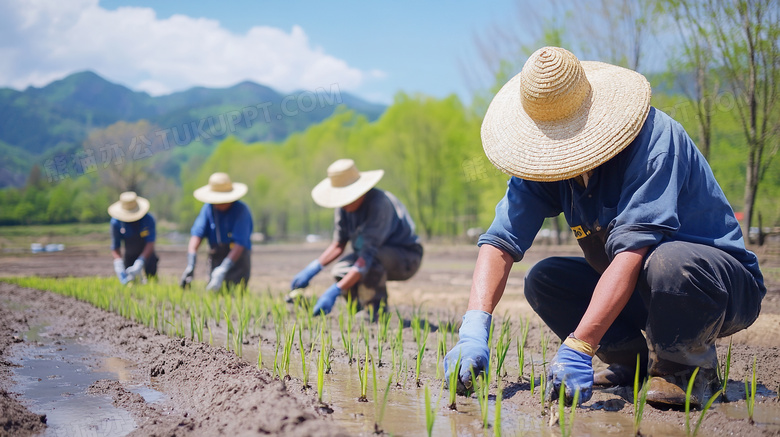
180,252,197,289
113,258,129,285
291,259,322,290
312,283,341,316
444,310,492,393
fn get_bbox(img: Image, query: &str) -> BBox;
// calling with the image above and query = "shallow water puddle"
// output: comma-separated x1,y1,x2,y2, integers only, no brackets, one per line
10,325,163,436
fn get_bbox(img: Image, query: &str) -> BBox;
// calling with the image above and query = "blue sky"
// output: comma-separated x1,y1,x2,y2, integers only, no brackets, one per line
1,0,522,105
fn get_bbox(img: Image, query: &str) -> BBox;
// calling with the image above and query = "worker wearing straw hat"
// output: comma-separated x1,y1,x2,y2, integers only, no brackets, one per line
288,159,423,317
180,172,253,291
444,47,765,410
108,191,159,284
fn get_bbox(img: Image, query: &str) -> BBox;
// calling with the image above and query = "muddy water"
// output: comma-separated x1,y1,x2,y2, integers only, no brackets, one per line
9,324,164,437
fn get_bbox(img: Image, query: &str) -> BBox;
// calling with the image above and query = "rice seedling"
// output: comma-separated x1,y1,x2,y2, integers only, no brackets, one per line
447,353,461,410
539,369,547,416
529,356,536,394
745,356,757,425
471,368,490,429
540,328,550,376
281,322,297,379
415,321,430,387
374,372,393,434
224,310,233,351
494,383,503,437
257,336,263,369
357,345,370,402
298,324,309,388
317,324,327,404
423,383,443,437
685,367,723,436
557,384,580,437
633,354,649,436
517,317,529,382
494,320,511,379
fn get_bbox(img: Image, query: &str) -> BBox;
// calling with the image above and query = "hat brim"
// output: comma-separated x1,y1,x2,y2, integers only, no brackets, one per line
107,197,150,222
481,61,652,182
311,170,384,208
193,183,248,204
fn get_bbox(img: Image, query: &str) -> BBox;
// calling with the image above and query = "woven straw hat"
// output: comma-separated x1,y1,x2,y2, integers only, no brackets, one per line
193,172,248,204
481,46,652,182
311,159,384,208
108,191,150,222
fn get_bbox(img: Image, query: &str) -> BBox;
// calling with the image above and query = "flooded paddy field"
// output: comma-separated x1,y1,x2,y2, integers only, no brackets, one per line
1,242,779,436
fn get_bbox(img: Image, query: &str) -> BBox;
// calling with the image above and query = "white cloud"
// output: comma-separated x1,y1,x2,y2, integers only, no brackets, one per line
0,0,378,95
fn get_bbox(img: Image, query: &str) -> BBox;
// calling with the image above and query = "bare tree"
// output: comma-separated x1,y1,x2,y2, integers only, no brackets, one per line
83,120,166,195
705,0,780,241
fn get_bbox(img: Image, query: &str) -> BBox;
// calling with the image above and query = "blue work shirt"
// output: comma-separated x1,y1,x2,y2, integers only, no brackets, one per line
479,107,764,290
334,188,420,275
191,201,253,250
110,214,156,250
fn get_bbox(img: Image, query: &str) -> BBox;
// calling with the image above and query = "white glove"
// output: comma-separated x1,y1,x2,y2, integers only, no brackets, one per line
207,258,234,291
125,256,145,281
114,258,129,284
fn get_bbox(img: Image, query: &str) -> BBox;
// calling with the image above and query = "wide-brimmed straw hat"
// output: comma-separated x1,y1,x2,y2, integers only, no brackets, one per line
311,159,384,208
107,191,150,222
481,46,652,182
193,172,248,204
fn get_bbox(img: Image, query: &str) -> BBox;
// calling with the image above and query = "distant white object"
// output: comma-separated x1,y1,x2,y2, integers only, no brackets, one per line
31,243,43,253
250,232,265,243
44,244,65,252
466,227,484,239
305,234,323,243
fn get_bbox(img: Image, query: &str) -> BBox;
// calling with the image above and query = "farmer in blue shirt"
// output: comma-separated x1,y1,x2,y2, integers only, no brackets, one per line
288,159,423,317
108,191,158,284
444,47,765,409
180,172,253,291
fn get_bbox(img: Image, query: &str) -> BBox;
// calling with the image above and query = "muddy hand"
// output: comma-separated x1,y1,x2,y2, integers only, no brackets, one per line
546,343,594,406
291,259,322,290
444,310,491,394
180,253,196,289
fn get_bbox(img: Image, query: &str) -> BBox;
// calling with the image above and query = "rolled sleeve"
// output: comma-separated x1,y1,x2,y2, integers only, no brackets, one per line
142,214,156,243
478,177,561,262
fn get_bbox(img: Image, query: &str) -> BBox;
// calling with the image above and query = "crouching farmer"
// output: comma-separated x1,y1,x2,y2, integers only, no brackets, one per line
108,191,158,284
444,47,765,409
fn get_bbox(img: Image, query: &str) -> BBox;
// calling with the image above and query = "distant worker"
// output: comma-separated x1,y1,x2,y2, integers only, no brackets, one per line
180,172,253,291
444,47,765,409
108,191,158,284
289,159,423,317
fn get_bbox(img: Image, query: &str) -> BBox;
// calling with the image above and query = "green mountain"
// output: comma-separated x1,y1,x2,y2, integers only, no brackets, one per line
0,71,386,187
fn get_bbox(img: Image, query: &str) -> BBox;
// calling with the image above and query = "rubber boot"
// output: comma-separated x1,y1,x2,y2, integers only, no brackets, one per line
593,336,649,387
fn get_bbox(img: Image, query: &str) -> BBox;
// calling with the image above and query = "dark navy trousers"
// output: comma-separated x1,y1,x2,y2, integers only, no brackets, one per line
524,241,764,375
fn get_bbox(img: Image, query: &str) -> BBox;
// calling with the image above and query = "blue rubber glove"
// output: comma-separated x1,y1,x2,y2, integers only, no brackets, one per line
443,310,492,393
125,256,145,281
180,252,197,289
113,258,129,285
291,259,322,290
312,283,341,316
546,343,594,406
207,258,234,291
